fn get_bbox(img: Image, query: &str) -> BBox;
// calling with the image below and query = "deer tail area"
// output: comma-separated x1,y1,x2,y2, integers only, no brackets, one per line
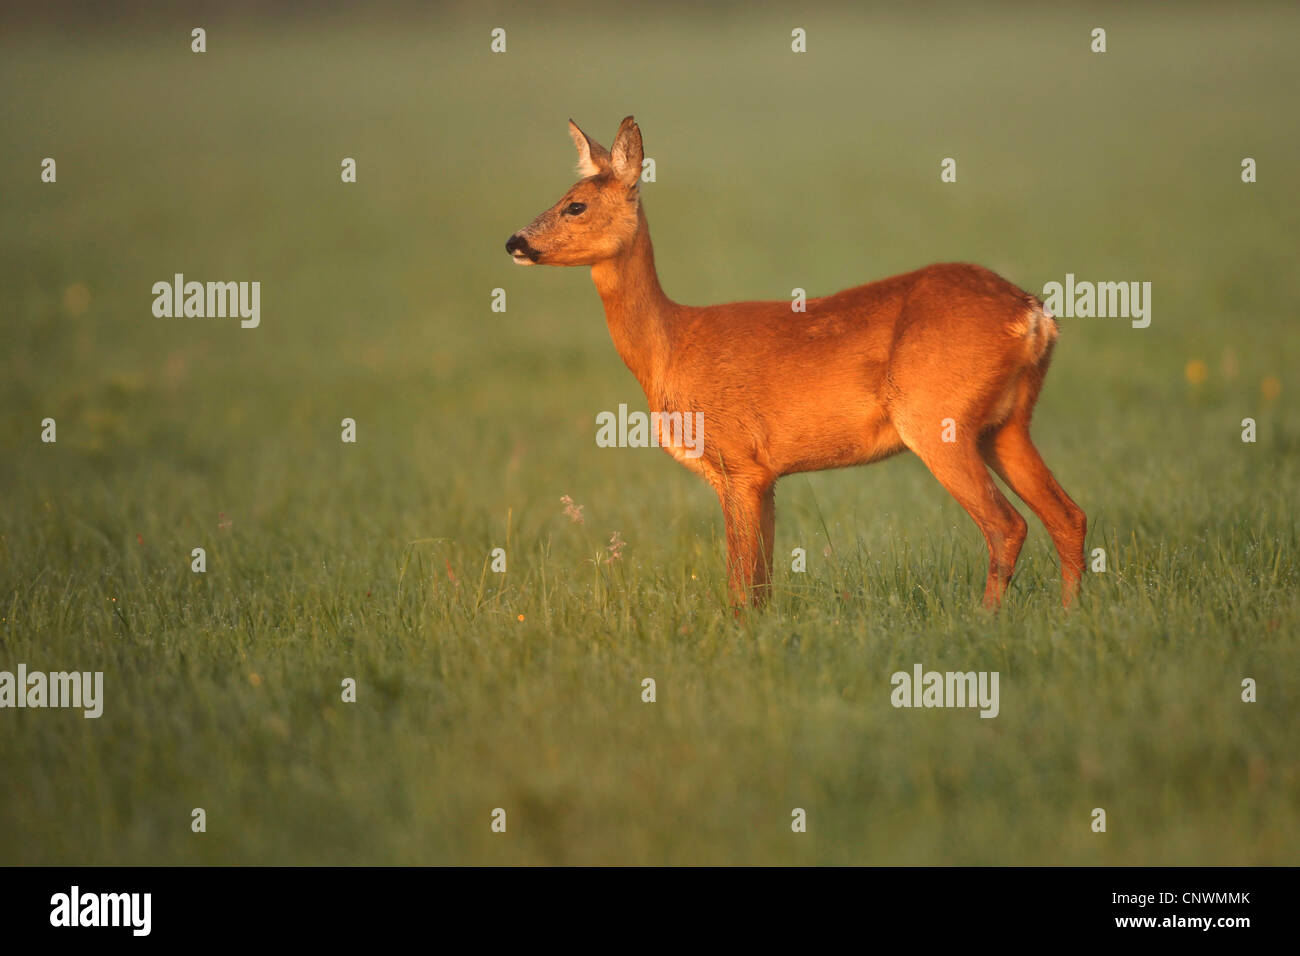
1015,291,1059,368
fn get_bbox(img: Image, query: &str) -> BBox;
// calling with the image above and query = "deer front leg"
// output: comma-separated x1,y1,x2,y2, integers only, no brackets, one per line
719,479,776,609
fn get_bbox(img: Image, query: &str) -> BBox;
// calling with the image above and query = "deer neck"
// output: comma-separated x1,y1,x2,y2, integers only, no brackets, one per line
589,205,673,398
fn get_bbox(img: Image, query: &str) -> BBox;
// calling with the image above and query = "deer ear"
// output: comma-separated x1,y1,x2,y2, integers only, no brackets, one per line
610,116,643,187
569,119,610,177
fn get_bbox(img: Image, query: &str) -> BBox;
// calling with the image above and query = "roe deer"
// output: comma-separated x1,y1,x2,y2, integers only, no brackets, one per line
506,116,1086,610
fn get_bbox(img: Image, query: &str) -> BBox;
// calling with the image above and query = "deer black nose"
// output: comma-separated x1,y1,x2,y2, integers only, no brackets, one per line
505,234,540,262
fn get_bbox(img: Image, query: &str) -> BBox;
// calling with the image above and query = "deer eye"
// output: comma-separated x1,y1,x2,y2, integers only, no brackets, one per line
563,202,587,216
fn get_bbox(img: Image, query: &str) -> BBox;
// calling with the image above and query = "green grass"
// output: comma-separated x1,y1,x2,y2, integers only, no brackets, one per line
1,3,1297,864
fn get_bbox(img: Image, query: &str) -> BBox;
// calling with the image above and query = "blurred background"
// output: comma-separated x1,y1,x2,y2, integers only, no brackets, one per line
1,1,1296,864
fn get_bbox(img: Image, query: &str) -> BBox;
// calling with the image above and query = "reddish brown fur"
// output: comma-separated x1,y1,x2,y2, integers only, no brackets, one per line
508,117,1085,610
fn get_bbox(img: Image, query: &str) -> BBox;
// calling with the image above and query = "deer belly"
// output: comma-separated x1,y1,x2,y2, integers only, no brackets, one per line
768,406,903,474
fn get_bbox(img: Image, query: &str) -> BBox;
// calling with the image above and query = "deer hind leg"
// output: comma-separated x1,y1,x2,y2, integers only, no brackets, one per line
980,422,1086,608
897,424,1028,608
717,476,776,610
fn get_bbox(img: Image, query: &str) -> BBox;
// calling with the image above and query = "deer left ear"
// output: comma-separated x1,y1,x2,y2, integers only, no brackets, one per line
610,116,643,187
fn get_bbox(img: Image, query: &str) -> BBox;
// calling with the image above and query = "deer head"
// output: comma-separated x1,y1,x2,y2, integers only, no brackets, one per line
505,116,643,266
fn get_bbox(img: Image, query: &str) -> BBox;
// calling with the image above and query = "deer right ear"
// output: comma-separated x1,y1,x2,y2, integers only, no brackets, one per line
569,119,610,178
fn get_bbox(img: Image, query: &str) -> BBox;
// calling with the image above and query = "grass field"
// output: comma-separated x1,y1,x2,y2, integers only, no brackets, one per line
1,2,1297,865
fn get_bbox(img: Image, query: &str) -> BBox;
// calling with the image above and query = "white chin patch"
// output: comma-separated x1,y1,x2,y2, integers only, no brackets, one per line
511,252,535,265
